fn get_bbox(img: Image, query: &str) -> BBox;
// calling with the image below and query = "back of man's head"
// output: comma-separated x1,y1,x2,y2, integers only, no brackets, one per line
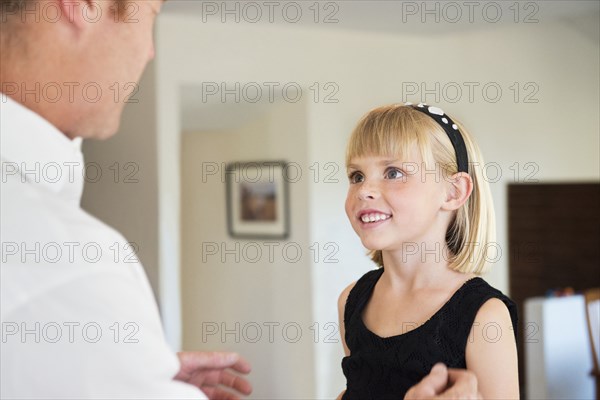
0,0,162,140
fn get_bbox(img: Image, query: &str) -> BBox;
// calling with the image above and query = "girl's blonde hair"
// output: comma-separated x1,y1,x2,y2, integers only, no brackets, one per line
345,104,495,275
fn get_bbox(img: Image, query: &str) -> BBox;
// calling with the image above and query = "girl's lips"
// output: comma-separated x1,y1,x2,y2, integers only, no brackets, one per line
359,217,391,230
357,209,392,222
358,212,392,229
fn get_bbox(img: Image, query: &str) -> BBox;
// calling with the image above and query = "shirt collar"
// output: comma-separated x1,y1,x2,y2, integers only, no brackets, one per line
1,93,85,206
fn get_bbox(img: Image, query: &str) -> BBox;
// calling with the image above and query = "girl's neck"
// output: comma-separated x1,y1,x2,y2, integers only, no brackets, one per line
380,245,463,292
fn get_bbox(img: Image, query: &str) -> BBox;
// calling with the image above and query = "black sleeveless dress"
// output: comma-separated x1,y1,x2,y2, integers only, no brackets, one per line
341,268,518,400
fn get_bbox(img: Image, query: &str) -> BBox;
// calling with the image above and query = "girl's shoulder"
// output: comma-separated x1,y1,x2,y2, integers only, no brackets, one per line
339,268,383,301
458,277,519,335
339,269,384,322
338,281,356,313
354,268,384,288
338,269,381,309
462,277,516,309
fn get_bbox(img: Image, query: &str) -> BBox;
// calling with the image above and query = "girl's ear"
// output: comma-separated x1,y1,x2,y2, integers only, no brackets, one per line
442,172,473,211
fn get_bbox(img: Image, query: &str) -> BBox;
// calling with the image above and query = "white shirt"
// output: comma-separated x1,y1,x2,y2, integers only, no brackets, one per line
0,95,206,399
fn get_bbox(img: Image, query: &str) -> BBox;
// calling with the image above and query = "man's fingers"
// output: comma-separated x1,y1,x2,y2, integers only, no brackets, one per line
436,369,480,400
404,363,449,400
179,351,251,373
186,367,252,393
420,363,449,392
201,385,242,400
446,368,477,385
404,365,482,400
219,370,253,395
230,357,252,374
188,369,221,388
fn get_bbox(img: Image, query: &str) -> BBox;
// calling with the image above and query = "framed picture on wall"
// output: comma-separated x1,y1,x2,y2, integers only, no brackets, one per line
225,161,290,239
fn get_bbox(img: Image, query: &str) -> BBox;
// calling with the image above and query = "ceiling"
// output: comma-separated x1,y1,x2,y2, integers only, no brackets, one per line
172,0,599,133
164,0,600,36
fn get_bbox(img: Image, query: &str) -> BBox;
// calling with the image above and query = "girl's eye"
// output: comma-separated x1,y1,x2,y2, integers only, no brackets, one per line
348,171,364,184
385,168,404,180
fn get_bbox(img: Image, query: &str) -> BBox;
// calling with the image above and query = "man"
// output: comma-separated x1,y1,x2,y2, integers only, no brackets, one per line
0,0,481,398
1,0,251,398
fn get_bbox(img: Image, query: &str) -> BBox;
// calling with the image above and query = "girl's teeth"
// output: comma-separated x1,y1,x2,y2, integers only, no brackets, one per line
361,213,390,223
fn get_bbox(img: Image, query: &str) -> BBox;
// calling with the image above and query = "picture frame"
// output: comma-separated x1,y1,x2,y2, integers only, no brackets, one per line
225,161,290,240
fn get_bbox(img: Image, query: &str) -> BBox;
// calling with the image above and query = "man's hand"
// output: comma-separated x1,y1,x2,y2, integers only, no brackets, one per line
175,351,252,400
404,363,482,400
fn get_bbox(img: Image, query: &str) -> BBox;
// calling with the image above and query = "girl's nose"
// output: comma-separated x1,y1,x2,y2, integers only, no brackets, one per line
358,183,379,200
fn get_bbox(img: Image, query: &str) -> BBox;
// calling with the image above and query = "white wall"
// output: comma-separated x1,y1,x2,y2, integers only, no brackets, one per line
180,99,314,399
153,13,599,398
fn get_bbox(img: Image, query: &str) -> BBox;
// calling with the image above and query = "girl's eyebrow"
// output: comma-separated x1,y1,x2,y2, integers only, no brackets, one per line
347,159,401,170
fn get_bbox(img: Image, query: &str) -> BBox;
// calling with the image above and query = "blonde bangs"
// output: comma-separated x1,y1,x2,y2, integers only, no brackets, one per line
345,105,441,169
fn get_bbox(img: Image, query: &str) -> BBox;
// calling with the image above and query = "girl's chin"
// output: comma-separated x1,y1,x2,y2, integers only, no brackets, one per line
360,240,389,252
360,240,404,253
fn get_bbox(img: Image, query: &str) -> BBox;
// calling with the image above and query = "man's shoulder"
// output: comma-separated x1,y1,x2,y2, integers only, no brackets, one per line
1,173,128,247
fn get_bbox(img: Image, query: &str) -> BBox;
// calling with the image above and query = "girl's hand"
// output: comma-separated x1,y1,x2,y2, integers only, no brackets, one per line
404,363,482,400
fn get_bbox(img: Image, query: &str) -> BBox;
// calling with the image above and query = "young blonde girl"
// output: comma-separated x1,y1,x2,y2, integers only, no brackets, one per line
337,103,519,399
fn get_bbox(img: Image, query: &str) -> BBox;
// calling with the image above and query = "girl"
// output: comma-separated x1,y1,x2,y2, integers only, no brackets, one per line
337,103,519,399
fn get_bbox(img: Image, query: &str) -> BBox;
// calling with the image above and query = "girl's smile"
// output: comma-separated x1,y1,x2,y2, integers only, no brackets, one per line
356,209,393,229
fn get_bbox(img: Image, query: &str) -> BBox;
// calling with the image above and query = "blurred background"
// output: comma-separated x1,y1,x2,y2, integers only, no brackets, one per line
81,1,600,398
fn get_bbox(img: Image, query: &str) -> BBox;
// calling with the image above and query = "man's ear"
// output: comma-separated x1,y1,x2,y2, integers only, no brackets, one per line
442,172,473,211
58,0,100,30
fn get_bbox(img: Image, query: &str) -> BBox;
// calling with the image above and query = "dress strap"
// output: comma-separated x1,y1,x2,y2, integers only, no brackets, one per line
343,268,384,350
450,278,519,352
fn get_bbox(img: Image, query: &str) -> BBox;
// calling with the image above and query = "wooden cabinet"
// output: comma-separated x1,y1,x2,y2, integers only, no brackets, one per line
508,183,600,398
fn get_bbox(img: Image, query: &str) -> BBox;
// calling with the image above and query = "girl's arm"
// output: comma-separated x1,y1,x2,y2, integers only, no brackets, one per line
336,282,356,400
465,298,520,399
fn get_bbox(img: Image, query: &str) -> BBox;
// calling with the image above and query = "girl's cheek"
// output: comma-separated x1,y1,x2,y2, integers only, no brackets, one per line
344,196,354,220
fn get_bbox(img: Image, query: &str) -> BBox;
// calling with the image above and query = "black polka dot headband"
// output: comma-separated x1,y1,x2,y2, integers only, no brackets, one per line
405,102,469,174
